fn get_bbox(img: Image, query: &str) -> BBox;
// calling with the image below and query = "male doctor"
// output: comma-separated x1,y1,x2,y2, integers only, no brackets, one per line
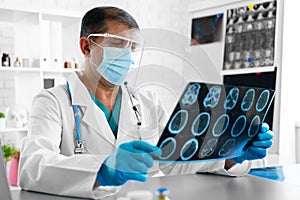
19,6,274,199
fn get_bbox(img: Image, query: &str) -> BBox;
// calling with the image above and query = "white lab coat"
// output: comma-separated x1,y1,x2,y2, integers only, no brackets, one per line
19,72,251,199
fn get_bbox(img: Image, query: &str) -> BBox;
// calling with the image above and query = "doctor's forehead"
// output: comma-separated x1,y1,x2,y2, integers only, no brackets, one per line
104,20,132,35
91,20,134,43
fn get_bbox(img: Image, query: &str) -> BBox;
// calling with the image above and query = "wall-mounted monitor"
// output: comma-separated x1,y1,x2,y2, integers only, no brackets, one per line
191,14,223,45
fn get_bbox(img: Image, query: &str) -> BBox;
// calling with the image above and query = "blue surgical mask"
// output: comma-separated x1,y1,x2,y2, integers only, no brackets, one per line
90,42,134,85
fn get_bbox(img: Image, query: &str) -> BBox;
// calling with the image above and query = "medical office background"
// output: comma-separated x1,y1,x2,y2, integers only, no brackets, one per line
0,0,299,169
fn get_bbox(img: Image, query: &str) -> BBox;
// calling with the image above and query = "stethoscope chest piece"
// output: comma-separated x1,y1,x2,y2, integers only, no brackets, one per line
74,140,85,154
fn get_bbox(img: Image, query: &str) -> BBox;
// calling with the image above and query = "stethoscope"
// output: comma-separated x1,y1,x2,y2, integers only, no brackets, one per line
66,81,142,154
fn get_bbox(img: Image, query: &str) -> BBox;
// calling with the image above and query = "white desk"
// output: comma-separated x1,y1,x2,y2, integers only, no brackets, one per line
11,173,300,200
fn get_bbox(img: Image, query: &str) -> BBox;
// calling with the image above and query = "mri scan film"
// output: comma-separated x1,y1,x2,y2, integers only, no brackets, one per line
155,82,275,162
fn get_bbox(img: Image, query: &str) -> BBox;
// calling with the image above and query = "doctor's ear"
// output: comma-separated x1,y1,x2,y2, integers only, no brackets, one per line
80,37,91,56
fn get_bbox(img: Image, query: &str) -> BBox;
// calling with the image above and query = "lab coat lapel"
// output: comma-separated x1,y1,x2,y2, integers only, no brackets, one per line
66,72,89,107
81,103,116,145
67,73,116,145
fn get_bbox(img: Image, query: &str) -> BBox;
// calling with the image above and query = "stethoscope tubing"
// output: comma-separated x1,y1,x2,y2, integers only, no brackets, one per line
67,81,142,154
66,82,82,141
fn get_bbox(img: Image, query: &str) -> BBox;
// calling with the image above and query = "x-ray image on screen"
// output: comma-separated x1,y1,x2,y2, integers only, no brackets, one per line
155,82,275,162
191,14,223,45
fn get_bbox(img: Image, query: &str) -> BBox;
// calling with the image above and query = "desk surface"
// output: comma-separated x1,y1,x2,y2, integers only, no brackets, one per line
11,173,300,200
114,174,300,200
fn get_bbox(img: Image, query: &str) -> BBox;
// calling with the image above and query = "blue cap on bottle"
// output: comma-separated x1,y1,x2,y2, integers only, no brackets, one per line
158,188,168,193
156,187,170,196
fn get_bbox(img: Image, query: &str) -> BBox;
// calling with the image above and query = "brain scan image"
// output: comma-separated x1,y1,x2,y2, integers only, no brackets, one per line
231,115,246,137
212,114,230,137
181,83,201,105
218,139,236,157
203,86,222,109
248,115,261,137
159,137,176,160
180,139,199,161
241,89,255,111
168,110,189,134
199,138,218,158
224,87,239,110
155,82,275,162
256,90,270,112
191,112,210,136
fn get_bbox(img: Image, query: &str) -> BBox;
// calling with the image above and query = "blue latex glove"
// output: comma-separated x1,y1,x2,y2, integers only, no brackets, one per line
96,140,161,186
232,123,274,164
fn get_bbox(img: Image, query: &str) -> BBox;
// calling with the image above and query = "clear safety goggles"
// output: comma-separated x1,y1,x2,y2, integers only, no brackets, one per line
88,29,145,71
87,32,143,51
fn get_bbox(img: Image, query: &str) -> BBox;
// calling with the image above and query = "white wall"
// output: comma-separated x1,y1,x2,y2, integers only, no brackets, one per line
279,0,300,165
0,72,15,112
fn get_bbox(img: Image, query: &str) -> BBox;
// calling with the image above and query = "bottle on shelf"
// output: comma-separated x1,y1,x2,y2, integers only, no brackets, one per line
14,57,21,67
64,60,70,69
2,53,11,67
73,58,78,69
63,58,79,69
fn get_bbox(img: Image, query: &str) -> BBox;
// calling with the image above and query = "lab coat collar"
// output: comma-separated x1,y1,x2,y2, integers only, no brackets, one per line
66,72,90,107
66,72,141,107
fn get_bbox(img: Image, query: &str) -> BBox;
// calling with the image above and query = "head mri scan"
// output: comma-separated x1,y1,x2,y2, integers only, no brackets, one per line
155,82,275,162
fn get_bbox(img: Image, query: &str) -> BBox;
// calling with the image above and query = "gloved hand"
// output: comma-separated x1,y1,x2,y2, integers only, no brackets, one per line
232,123,274,164
96,140,161,186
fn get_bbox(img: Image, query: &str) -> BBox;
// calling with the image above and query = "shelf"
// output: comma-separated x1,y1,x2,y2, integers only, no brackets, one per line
0,67,40,73
0,127,28,133
0,7,39,23
0,67,80,73
221,66,275,75
0,5,82,23
42,13,81,24
42,68,81,73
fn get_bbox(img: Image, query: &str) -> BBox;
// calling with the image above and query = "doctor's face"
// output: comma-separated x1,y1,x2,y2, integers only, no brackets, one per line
83,20,135,87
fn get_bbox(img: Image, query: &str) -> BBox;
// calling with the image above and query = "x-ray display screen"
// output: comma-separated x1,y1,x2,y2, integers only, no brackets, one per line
191,14,223,45
155,82,275,162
